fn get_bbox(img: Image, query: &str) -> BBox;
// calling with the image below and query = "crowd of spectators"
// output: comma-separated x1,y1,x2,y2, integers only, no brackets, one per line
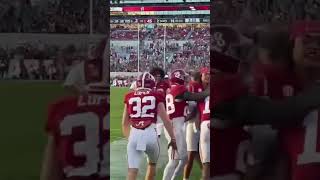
0,41,89,80
110,23,210,74
213,0,320,25
111,76,135,87
0,0,106,33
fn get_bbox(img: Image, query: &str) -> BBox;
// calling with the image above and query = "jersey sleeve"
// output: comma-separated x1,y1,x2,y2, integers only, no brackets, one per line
188,82,198,92
156,92,165,104
171,85,188,98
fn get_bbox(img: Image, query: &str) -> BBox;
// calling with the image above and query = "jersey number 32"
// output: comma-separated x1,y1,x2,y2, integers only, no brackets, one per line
60,112,109,177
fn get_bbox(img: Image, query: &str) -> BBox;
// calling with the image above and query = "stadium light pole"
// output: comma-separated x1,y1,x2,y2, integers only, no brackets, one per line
163,24,166,71
138,24,140,72
90,0,93,34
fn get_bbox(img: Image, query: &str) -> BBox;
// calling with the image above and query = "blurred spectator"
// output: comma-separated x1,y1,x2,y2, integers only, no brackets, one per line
0,0,106,33
0,39,105,80
110,23,210,73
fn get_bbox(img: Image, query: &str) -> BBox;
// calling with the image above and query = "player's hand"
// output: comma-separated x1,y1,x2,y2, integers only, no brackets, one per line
168,139,178,159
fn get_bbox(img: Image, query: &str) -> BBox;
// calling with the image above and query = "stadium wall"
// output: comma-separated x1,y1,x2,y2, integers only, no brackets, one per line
111,72,140,77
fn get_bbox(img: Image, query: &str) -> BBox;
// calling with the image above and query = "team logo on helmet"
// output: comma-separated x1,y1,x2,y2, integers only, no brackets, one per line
170,69,187,85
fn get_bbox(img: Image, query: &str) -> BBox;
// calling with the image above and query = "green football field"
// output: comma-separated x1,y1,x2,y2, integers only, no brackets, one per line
0,81,66,180
110,87,201,179
0,83,200,179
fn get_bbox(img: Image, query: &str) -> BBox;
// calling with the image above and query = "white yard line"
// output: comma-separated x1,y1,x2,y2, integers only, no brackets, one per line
110,136,168,180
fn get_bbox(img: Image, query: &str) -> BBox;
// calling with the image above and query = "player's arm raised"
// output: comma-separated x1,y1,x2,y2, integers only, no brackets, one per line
213,81,320,125
122,104,130,139
40,135,64,180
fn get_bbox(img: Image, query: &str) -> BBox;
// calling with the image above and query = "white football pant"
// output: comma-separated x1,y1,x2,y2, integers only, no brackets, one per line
127,124,160,169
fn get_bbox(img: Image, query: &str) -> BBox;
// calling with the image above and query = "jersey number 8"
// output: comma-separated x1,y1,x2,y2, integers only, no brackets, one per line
166,94,188,116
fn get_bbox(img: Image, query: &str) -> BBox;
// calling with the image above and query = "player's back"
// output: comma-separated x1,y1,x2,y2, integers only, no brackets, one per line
156,80,170,96
166,83,188,119
47,95,109,180
124,89,164,129
188,80,203,93
251,63,302,99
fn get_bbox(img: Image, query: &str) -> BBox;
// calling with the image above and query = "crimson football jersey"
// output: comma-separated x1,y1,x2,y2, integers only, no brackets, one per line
46,95,109,180
212,74,248,106
211,74,250,178
188,81,203,93
124,89,165,129
211,128,251,178
166,84,188,119
250,63,320,180
156,80,170,97
280,110,320,180
197,84,210,123
251,63,302,99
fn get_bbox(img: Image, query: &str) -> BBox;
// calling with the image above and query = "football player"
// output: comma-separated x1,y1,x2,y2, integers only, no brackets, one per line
163,69,189,180
248,28,320,180
211,46,320,126
64,38,107,94
163,69,210,180
196,67,210,180
212,31,320,180
40,82,109,180
183,71,203,180
150,67,170,138
122,72,177,180
211,68,255,180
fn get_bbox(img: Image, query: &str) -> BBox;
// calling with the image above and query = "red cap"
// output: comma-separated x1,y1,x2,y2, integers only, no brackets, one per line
211,50,240,74
200,67,209,74
291,20,320,38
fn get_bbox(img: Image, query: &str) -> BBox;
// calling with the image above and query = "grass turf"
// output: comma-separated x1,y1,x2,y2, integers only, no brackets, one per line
0,81,66,180
110,87,202,179
0,83,201,179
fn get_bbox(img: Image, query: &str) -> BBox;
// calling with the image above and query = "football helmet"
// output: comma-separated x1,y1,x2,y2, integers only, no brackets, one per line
136,72,156,89
170,69,187,85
